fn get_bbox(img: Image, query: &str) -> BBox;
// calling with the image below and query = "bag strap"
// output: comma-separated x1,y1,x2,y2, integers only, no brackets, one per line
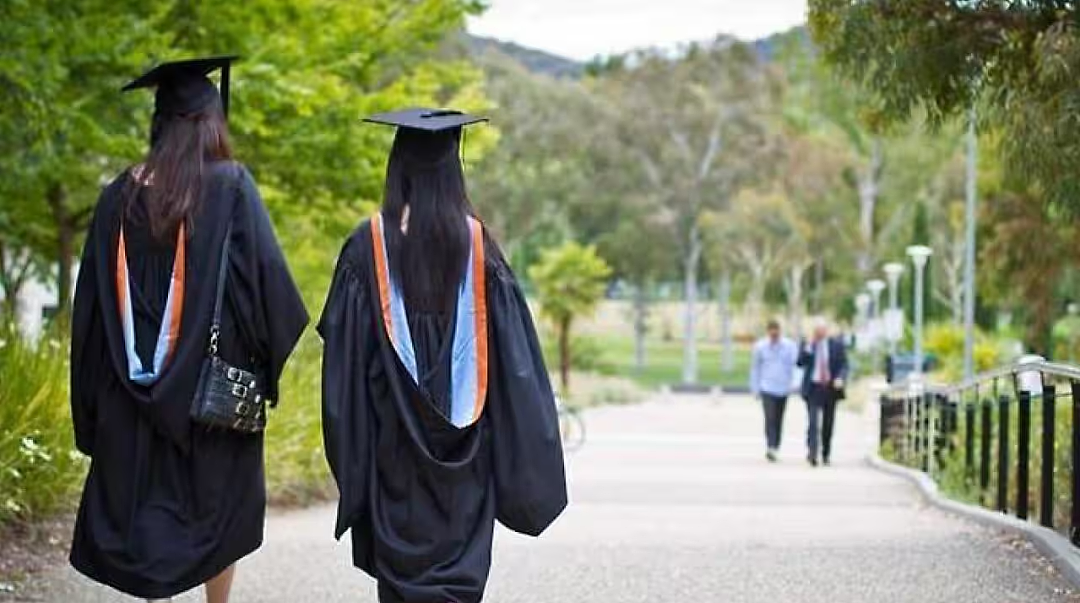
207,163,250,357
207,221,232,357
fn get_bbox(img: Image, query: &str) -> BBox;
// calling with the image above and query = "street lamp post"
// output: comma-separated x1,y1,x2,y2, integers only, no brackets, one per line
855,292,871,330
962,105,978,380
867,279,886,318
866,279,888,380
867,279,886,353
864,280,881,313
907,245,933,378
883,262,905,356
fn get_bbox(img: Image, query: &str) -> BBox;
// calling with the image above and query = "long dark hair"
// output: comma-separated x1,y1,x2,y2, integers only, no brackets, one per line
382,128,474,312
126,99,233,238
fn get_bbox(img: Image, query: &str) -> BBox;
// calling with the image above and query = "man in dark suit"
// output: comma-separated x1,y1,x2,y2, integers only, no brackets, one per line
797,319,849,467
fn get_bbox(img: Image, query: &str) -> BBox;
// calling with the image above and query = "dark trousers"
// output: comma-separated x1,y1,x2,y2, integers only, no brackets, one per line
761,393,788,450
806,385,839,461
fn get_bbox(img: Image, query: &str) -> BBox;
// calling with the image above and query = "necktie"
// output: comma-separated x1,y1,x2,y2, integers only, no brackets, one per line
816,341,830,384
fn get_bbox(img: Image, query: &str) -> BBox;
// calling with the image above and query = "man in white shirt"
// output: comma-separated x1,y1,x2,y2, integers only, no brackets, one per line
749,319,798,462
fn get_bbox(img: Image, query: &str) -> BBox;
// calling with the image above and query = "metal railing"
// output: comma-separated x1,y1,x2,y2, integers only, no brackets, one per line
879,360,1080,542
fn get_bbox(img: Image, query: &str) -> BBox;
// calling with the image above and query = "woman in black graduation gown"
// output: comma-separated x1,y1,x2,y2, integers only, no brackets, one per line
319,108,568,603
69,57,308,602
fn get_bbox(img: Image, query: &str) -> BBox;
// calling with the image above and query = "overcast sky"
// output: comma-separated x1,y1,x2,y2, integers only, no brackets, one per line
467,0,808,61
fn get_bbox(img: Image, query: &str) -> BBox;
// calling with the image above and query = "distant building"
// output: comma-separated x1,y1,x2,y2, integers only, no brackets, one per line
0,263,71,341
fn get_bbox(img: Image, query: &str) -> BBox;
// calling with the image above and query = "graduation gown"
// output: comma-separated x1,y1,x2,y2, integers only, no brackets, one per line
319,219,568,603
69,161,308,599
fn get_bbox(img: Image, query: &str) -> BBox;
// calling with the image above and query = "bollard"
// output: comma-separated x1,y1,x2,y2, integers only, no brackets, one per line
924,394,932,473
905,396,913,464
1041,385,1056,528
972,399,980,479
912,395,921,465
925,393,934,475
941,394,956,457
879,394,889,451
1017,390,1031,520
1071,381,1080,545
980,398,992,497
998,395,1010,514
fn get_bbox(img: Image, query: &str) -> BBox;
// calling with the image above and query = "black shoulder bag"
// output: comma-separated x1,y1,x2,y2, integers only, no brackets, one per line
190,223,269,433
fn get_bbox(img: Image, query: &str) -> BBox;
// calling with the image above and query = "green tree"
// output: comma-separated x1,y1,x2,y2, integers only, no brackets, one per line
0,0,489,319
976,132,1076,355
598,39,778,384
159,0,491,306
469,50,602,271
471,42,679,375
0,0,167,317
925,150,971,325
704,189,793,333
774,129,852,334
528,242,612,393
596,203,677,372
808,0,1080,214
769,27,961,315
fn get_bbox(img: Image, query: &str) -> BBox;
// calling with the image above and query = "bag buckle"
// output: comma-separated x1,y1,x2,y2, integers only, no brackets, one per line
227,366,242,382
231,383,249,399
235,400,250,416
208,326,221,355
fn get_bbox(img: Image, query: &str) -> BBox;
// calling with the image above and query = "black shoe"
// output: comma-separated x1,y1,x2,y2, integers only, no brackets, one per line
807,456,819,467
823,457,831,466
766,450,777,463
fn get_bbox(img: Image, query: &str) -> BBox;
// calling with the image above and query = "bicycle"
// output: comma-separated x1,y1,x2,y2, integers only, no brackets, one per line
555,395,586,452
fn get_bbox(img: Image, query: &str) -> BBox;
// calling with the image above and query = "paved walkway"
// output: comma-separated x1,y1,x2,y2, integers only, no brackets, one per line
26,395,1080,602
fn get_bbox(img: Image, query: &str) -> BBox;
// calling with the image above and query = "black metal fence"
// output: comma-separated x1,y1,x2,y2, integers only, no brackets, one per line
880,360,1080,541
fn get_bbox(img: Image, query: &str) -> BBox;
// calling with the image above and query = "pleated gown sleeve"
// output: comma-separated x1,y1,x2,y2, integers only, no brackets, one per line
484,244,568,537
225,167,308,403
317,238,374,547
70,201,108,457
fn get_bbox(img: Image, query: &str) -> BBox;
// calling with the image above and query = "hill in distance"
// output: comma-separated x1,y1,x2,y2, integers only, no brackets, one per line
465,34,585,79
464,25,809,78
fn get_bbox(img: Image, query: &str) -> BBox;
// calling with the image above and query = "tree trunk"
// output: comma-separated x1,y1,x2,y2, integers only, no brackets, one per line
0,242,33,322
0,241,16,320
633,284,648,372
682,222,701,385
1021,290,1057,358
47,182,74,319
785,264,807,337
558,316,571,394
719,271,733,372
932,239,965,326
812,257,824,315
951,276,962,325
856,139,882,277
951,246,964,325
744,263,768,334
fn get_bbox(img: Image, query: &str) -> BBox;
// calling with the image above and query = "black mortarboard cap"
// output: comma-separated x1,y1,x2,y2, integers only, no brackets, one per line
364,107,488,132
365,107,487,166
122,55,238,118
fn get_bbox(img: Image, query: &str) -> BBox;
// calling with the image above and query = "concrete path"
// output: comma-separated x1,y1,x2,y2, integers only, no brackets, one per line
24,395,1080,602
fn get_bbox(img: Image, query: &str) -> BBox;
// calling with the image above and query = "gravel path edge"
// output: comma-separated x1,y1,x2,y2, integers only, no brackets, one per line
867,453,1080,588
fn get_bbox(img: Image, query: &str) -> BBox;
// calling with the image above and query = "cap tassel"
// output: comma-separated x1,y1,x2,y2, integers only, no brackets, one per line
461,127,469,172
220,63,231,118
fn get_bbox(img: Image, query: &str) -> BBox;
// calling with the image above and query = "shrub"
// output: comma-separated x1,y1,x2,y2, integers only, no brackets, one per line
559,371,645,408
529,242,612,393
0,324,86,524
923,322,1003,381
264,330,332,506
541,334,616,378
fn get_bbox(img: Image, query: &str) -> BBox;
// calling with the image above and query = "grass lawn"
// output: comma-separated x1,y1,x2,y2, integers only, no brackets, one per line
593,335,752,390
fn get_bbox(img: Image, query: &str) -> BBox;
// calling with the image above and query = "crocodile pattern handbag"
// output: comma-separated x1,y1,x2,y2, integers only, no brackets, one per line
189,222,270,433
